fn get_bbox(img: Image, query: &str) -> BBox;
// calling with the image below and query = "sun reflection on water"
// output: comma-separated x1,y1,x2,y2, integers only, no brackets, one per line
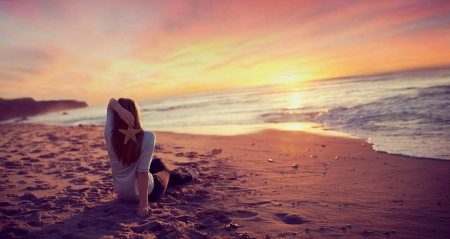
287,92,303,110
284,123,307,131
269,122,313,131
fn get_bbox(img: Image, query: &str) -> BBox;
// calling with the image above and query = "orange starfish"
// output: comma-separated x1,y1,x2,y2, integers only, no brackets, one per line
119,126,143,145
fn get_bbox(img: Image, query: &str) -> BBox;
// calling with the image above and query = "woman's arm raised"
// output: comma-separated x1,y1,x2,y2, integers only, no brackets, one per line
108,98,135,127
136,172,150,217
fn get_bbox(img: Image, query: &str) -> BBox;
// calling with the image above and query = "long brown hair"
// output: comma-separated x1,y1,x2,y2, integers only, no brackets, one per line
112,98,144,166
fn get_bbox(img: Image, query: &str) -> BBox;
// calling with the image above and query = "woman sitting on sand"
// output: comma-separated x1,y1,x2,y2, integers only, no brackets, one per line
104,98,195,217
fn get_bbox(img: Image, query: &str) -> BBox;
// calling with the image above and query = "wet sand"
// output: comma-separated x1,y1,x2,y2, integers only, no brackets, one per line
0,123,449,238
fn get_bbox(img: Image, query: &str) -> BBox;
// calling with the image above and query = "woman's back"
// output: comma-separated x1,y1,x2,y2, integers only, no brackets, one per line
104,107,156,201
104,97,194,217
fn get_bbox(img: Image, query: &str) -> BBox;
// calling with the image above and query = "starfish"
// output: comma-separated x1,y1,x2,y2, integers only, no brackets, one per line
118,126,143,145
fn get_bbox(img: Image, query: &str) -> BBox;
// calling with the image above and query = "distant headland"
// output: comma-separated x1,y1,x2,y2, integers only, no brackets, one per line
0,98,88,121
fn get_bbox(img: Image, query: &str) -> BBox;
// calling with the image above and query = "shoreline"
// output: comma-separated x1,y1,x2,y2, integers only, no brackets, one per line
4,121,450,162
0,123,449,238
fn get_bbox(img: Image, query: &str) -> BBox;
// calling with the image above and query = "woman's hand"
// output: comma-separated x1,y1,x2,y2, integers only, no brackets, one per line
136,172,150,217
109,98,135,127
137,206,150,217
117,107,135,127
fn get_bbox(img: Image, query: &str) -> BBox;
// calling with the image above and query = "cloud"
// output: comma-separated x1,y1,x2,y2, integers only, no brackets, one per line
0,47,53,81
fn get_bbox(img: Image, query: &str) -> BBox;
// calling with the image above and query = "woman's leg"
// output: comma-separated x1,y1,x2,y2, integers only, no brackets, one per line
148,158,195,201
149,158,168,174
150,157,194,185
148,170,171,202
168,170,194,186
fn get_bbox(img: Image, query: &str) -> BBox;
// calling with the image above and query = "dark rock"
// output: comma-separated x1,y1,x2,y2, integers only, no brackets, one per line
211,149,222,155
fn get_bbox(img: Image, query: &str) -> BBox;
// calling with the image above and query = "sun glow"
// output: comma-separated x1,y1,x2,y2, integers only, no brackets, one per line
275,73,303,85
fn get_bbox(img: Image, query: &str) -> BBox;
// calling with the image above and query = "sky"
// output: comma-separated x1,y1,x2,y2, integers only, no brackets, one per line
1,0,449,106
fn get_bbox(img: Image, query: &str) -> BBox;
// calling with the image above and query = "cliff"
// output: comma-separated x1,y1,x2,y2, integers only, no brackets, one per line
0,98,88,121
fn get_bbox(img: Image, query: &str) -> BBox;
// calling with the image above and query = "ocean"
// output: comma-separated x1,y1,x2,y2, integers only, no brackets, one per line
6,68,450,160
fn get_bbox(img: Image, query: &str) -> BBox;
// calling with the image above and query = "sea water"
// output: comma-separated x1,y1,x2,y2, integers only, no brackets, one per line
6,68,450,160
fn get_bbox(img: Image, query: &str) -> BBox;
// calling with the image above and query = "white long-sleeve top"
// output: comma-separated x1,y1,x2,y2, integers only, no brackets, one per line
104,108,155,201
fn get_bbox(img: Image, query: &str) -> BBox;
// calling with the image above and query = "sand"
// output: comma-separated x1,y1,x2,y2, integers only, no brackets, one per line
0,123,449,239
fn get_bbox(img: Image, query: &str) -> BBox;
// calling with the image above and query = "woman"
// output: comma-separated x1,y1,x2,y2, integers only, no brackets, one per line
104,98,195,217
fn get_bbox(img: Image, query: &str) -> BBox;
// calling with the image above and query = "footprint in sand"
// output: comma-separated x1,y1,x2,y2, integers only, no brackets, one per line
38,153,57,159
172,161,199,168
231,209,257,218
3,161,23,168
76,166,91,172
26,184,56,191
20,193,38,201
195,209,233,224
0,202,15,207
17,170,28,175
1,227,29,237
69,177,89,185
274,212,308,224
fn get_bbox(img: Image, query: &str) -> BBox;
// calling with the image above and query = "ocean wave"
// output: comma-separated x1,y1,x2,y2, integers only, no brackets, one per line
316,83,450,159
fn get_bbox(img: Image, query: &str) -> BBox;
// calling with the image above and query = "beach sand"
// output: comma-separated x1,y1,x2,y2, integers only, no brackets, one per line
0,123,449,238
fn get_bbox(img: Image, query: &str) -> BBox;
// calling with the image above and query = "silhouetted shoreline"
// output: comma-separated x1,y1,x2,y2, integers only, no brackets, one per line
0,98,87,121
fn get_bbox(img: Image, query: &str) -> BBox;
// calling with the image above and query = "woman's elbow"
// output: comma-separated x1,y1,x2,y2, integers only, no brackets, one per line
107,98,115,109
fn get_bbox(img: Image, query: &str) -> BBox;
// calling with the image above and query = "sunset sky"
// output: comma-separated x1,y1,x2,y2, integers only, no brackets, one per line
1,0,449,105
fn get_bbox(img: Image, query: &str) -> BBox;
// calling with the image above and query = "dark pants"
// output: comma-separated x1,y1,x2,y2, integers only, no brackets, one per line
148,158,193,202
